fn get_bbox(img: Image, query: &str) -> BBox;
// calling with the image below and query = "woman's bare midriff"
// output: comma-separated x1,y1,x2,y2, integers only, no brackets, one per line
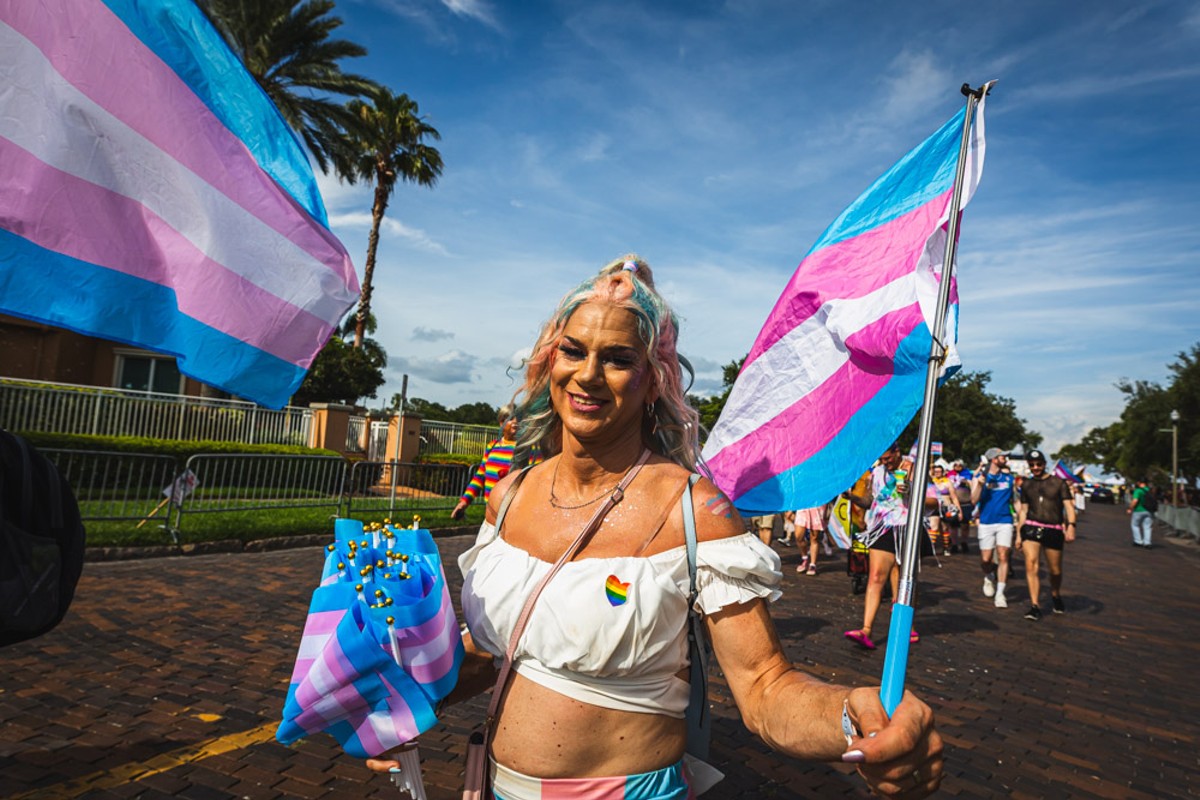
489,671,688,778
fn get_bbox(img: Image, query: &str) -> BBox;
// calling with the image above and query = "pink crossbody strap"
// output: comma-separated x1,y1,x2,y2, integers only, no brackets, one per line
483,448,653,723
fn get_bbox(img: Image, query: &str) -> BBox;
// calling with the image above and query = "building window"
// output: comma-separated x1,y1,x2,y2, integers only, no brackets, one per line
116,354,183,394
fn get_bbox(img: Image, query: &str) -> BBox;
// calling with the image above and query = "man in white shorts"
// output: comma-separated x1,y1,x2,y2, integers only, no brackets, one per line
970,447,1016,608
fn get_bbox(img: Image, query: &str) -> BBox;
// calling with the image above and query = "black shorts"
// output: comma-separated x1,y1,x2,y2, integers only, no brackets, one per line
1021,524,1065,551
870,526,935,556
940,506,963,526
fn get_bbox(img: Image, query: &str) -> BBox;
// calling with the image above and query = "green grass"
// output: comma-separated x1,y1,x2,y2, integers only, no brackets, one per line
82,503,487,547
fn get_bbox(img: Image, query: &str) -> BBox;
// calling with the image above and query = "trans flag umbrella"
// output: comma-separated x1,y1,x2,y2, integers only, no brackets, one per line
278,517,463,795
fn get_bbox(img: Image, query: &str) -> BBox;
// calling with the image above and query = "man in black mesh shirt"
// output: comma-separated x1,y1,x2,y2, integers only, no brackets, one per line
1015,450,1077,621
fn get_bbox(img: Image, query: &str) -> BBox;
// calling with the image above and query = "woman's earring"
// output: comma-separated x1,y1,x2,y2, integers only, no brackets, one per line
646,401,659,434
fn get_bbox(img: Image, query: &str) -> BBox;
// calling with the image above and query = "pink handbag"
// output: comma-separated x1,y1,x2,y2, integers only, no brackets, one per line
462,450,652,799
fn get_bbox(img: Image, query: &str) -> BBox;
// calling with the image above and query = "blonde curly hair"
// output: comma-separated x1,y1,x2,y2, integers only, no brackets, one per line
510,254,700,470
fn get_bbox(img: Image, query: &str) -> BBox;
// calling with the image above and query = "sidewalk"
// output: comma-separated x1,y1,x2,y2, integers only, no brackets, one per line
2,503,1196,798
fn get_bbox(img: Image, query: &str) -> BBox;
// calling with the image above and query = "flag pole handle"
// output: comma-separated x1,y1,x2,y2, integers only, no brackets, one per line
879,602,914,714
879,82,989,715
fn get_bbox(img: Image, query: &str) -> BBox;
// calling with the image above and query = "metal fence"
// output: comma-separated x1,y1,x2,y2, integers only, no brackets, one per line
170,454,347,532
47,450,472,542
346,415,367,454
43,449,178,526
343,459,470,522
368,420,389,461
0,378,312,445
418,420,499,458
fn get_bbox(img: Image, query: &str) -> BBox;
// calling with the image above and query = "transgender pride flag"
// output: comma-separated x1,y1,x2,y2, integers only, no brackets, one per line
703,94,989,514
278,520,464,758
0,0,358,409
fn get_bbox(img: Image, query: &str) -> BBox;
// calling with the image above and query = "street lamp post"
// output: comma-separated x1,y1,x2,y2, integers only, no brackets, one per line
1171,409,1180,507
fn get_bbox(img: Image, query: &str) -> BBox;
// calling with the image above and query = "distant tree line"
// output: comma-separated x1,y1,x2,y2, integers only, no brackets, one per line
1056,342,1199,489
385,398,501,427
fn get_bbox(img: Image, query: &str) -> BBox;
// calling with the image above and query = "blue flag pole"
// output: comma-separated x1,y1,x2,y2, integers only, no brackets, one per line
879,82,992,716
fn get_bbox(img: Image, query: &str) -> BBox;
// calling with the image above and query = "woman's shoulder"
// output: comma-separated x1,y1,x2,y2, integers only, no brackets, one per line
484,459,546,523
680,472,748,544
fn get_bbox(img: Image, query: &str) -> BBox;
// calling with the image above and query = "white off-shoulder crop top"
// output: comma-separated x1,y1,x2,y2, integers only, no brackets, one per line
459,521,782,718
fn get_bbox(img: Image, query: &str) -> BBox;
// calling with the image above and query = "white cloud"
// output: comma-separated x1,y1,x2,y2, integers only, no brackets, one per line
390,349,478,384
412,326,454,342
327,211,449,256
439,0,502,31
878,50,952,126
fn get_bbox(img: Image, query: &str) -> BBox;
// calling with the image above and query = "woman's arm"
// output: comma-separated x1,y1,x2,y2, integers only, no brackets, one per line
457,444,496,507
707,601,943,797
687,479,942,797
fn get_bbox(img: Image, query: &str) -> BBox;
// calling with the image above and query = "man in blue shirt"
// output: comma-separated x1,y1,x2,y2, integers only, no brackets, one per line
970,447,1015,609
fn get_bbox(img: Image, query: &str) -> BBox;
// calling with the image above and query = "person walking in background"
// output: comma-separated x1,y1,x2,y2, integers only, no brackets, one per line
751,514,777,547
926,465,960,557
777,511,797,547
949,461,974,554
1015,450,1076,620
844,443,931,650
796,502,831,576
1127,479,1156,548
970,448,1016,609
451,405,531,519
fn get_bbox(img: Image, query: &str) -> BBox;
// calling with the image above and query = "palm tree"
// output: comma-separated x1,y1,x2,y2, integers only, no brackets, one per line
345,89,444,348
199,0,378,174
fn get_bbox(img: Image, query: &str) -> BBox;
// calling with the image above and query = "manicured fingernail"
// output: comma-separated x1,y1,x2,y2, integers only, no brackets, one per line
841,749,866,763
389,767,403,773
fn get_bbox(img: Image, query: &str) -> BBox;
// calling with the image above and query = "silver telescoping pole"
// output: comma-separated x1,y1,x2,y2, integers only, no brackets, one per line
879,82,989,716
893,83,987,607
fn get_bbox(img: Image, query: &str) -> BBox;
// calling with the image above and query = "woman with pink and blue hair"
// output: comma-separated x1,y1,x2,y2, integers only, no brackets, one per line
366,255,943,799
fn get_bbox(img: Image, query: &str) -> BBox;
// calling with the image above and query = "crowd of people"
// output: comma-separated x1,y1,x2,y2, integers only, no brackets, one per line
752,445,1084,641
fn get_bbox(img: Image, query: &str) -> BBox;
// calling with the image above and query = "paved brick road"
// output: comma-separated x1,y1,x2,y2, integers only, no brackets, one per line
2,504,1197,799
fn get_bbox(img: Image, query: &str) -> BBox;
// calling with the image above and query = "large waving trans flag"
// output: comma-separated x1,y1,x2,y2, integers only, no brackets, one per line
703,95,988,514
0,0,358,409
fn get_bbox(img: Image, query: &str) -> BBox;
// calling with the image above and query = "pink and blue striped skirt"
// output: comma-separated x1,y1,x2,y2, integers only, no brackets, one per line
490,758,694,800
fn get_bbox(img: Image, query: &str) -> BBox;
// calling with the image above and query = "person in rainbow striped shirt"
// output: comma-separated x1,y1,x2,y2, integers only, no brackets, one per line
452,406,539,519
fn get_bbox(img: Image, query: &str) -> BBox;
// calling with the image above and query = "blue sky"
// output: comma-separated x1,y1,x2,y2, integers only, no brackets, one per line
315,0,1200,454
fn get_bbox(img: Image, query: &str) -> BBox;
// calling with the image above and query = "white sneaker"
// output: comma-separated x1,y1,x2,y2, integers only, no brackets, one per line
983,575,996,597
994,593,1008,608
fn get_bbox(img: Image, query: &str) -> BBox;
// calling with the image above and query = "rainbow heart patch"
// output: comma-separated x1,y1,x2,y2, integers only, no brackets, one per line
605,574,630,606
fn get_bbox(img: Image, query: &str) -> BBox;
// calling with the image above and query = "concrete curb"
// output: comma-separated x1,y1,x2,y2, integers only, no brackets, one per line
83,526,473,562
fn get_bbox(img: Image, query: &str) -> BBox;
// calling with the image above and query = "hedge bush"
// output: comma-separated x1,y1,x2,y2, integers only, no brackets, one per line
420,452,484,468
20,431,340,467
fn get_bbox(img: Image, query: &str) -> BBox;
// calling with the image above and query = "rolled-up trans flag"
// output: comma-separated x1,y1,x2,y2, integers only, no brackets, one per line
278,519,463,758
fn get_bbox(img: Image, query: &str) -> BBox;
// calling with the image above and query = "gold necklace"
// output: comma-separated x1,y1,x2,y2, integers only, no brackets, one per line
548,458,628,510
